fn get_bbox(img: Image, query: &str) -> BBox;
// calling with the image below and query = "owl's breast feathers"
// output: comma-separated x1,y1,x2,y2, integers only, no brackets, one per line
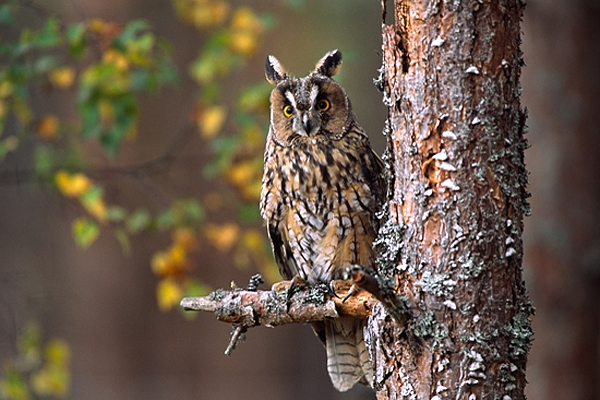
260,124,384,283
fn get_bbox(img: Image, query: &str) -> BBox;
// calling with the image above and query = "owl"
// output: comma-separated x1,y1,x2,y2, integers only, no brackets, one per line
260,50,385,392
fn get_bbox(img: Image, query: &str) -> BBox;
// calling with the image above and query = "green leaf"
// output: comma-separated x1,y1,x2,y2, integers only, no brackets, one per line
106,206,127,222
80,185,103,204
155,208,175,230
66,23,87,58
182,199,204,223
126,208,151,233
31,17,62,48
156,199,204,230
72,217,100,248
33,55,59,75
0,366,31,400
112,20,151,51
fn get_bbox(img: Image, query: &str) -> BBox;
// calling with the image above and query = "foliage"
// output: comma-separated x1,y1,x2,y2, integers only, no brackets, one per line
0,0,290,396
0,323,70,400
168,0,281,292
0,0,280,318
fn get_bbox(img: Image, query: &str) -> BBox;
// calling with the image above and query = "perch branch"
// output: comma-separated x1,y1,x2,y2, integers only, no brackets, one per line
180,279,376,328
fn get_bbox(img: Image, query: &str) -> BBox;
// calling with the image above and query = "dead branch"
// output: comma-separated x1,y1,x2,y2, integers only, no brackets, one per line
180,280,376,327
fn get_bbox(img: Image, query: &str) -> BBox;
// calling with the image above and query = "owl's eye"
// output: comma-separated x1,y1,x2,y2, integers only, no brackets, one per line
317,99,330,111
283,105,294,118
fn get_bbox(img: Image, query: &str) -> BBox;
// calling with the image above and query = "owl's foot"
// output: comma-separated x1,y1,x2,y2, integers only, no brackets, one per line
328,281,341,299
271,280,292,292
286,275,309,310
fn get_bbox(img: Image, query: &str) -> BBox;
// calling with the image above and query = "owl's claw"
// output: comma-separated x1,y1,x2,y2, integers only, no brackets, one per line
328,281,341,299
286,275,309,311
341,283,361,303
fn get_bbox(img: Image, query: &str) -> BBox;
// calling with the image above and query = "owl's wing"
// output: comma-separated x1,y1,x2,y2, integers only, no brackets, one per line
363,147,386,213
267,222,298,280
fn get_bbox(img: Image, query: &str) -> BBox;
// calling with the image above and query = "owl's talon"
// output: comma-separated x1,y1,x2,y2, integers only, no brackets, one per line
342,283,361,303
286,275,309,310
328,281,341,299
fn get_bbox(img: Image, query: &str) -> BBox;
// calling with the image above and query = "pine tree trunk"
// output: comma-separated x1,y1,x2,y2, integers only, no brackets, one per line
369,1,533,399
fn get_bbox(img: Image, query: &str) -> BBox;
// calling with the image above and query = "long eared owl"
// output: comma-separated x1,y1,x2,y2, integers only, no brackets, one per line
260,50,385,392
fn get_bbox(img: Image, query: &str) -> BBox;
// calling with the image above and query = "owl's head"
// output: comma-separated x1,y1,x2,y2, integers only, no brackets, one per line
265,50,354,146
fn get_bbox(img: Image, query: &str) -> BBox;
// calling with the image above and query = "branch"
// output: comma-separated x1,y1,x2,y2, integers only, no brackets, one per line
180,275,388,355
181,280,375,327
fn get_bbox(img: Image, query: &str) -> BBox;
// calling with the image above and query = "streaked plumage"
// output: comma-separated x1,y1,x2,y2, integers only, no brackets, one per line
260,50,384,392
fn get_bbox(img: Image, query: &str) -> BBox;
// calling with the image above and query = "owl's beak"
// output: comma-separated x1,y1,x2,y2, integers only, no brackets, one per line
302,113,313,134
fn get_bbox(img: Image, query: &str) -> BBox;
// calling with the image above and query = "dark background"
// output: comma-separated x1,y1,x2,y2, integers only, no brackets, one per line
0,0,598,399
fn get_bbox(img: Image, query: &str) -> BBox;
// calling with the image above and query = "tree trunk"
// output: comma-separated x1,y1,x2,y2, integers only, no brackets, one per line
370,1,533,399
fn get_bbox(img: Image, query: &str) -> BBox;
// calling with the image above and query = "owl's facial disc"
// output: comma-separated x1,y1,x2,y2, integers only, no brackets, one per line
283,81,322,137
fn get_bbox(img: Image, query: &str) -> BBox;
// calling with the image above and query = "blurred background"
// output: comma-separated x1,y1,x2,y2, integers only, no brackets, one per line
0,0,598,399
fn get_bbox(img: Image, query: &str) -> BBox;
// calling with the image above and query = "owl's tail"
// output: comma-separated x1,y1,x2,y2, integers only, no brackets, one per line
325,316,373,392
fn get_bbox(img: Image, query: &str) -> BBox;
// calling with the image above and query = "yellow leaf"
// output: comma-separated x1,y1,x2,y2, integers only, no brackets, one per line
102,49,129,70
231,7,264,34
190,1,230,28
151,244,188,278
205,222,240,252
0,80,13,98
240,229,264,253
88,19,106,32
168,243,187,267
36,114,59,139
31,364,70,398
242,178,262,201
54,170,92,198
83,197,107,222
48,67,75,89
151,251,169,276
226,160,262,200
230,31,257,56
173,227,199,250
45,339,71,367
225,160,254,187
197,105,226,139
157,278,183,311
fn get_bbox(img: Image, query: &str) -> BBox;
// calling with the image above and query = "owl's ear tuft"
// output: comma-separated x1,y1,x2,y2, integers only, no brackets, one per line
265,55,288,85
314,50,342,77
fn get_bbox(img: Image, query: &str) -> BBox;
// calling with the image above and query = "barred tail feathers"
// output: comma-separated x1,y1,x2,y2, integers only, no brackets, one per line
325,317,373,392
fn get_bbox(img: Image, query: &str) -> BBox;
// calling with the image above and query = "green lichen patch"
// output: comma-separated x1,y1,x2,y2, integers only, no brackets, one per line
209,288,227,301
503,303,533,360
374,214,406,280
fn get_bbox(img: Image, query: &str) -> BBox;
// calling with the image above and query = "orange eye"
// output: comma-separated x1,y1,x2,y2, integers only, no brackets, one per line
317,99,330,111
283,105,293,118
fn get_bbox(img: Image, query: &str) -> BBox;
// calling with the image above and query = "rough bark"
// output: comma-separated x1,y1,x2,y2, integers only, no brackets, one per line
369,0,533,399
